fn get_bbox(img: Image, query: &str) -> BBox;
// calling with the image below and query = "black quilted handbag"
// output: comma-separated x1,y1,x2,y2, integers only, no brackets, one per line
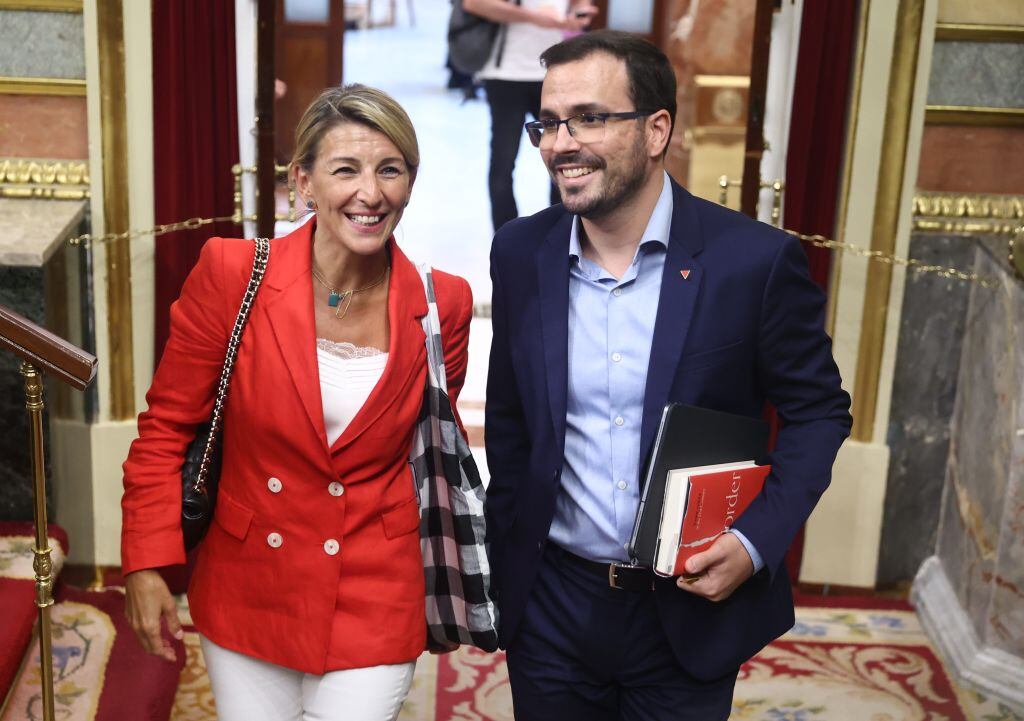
181,237,270,552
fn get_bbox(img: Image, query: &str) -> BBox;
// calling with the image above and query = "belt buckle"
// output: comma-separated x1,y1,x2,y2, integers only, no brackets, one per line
608,563,623,590
608,562,653,591
602,561,626,589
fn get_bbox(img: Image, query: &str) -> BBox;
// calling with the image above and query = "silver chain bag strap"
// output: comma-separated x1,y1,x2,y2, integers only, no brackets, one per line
181,237,270,551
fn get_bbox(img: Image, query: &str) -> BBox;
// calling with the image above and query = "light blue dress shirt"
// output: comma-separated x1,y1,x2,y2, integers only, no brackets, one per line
547,172,764,572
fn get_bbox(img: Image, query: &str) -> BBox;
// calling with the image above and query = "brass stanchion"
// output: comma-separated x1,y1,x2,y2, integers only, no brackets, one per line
20,361,56,721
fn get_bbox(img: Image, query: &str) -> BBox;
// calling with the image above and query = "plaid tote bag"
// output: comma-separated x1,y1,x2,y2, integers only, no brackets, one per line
410,265,499,652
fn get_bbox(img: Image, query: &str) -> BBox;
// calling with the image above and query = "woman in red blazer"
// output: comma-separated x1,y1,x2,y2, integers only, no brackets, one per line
121,85,473,720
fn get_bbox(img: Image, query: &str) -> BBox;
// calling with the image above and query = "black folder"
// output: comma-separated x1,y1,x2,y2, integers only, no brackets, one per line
627,403,770,567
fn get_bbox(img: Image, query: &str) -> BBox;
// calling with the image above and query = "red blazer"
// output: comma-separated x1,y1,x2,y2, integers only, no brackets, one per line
121,220,472,673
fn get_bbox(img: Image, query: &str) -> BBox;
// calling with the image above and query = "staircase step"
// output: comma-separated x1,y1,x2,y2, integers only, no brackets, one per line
1,586,185,721
0,522,68,703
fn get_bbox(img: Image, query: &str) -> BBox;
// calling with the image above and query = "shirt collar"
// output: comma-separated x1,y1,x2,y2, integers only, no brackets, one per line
568,171,673,262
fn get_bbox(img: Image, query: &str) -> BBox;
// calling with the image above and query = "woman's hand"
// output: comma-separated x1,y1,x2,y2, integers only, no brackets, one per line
124,569,183,662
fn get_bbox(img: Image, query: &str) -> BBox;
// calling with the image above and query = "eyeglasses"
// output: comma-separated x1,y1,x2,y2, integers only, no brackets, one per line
525,110,656,148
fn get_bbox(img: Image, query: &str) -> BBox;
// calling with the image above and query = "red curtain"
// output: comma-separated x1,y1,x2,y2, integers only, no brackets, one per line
779,0,859,581
783,0,858,291
152,0,240,363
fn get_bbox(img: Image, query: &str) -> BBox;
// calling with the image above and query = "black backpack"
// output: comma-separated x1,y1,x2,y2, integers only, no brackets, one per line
447,0,521,76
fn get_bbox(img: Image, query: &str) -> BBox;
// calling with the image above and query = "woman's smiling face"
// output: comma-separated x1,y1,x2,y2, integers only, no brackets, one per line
296,121,415,256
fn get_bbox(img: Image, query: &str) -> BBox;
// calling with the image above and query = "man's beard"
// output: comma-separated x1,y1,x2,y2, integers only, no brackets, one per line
550,134,648,220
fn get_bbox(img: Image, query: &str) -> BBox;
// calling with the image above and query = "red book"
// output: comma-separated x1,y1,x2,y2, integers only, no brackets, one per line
653,462,770,577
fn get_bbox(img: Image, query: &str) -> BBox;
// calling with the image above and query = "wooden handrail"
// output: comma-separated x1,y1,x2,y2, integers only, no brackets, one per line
1,303,96,721
0,304,96,390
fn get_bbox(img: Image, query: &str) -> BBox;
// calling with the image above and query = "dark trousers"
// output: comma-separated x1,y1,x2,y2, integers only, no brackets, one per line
505,546,738,721
483,78,560,232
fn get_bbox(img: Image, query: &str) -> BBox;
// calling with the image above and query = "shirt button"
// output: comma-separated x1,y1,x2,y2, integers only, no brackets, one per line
267,477,282,493
328,482,344,497
612,288,622,297
266,532,283,548
617,480,627,490
324,539,340,556
611,352,622,363
614,416,625,426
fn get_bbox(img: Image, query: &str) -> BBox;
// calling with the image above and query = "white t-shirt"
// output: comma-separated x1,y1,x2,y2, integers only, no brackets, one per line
317,339,388,446
478,0,569,82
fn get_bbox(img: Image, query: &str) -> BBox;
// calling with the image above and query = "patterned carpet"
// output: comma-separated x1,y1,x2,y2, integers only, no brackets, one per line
1,587,184,721
168,602,1024,721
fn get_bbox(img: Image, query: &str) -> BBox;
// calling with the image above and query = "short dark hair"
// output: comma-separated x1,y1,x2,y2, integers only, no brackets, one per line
540,30,677,141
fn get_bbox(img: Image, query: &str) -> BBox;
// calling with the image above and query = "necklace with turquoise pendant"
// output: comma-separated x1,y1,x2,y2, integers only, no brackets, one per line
311,264,389,319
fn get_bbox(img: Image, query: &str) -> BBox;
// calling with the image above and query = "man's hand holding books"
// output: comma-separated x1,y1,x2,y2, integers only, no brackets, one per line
673,532,755,602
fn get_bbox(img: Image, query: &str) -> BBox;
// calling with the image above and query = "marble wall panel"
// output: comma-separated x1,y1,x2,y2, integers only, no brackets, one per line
0,95,88,159
989,436,1024,655
937,244,1020,641
983,250,1024,656
0,10,85,80
0,266,52,521
878,235,973,586
935,447,992,641
927,42,1024,109
938,0,1024,25
917,126,1024,195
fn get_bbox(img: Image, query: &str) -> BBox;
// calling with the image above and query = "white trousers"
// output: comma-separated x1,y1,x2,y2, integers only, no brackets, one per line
200,636,415,721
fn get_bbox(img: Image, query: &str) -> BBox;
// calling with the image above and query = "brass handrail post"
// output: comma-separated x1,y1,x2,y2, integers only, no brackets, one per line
19,361,55,721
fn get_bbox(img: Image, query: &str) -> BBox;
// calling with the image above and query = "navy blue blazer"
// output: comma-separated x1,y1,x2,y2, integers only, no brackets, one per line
484,179,852,680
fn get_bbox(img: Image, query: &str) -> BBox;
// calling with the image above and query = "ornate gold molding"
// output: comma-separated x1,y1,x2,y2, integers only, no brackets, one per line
925,106,1024,127
913,191,1023,227
913,192,1024,280
0,76,86,96
0,158,90,200
935,23,1024,42
0,0,82,10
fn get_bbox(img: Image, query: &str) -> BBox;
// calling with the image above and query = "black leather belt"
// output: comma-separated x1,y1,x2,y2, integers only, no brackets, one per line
552,545,658,592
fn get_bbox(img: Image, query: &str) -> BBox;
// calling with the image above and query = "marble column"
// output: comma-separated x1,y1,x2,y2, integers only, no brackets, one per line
913,244,1024,709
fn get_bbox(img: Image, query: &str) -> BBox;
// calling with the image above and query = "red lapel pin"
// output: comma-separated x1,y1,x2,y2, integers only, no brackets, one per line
680,269,691,280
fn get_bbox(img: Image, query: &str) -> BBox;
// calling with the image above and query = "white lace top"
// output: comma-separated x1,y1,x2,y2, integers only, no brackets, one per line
316,339,388,445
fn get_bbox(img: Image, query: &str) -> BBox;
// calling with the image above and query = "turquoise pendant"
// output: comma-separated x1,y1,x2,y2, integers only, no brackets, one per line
328,291,341,307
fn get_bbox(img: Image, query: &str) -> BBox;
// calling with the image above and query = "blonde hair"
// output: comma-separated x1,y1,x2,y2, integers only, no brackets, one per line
289,84,420,180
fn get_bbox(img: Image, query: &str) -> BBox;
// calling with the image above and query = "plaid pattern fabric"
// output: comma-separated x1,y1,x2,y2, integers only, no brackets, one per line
410,265,499,653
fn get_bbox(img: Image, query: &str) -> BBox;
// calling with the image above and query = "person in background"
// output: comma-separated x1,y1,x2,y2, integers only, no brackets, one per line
463,0,597,231
121,84,473,721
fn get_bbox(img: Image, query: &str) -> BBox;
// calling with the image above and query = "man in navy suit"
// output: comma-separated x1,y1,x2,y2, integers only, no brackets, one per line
484,30,852,720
